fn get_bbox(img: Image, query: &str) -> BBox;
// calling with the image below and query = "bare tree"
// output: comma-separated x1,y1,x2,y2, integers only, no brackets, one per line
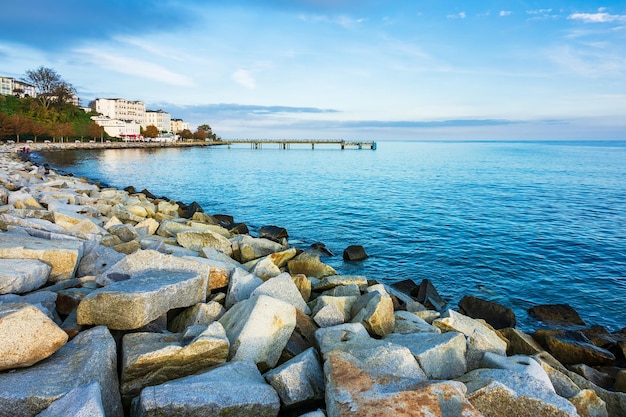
22,66,76,110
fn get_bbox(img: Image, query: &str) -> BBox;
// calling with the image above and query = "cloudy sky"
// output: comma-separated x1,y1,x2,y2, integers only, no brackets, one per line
2,1,625,140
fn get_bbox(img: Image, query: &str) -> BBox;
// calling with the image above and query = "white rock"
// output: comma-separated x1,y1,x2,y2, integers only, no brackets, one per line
251,272,310,314
0,258,50,294
219,294,296,370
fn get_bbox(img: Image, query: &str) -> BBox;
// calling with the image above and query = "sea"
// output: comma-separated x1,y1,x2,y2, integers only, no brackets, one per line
33,140,626,332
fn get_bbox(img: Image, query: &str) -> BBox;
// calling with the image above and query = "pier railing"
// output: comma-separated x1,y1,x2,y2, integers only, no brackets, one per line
220,139,376,150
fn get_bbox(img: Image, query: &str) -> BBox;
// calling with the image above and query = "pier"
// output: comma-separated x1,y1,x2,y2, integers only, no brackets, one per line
221,139,376,150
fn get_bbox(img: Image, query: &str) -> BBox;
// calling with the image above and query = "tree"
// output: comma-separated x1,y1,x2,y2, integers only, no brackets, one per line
197,124,212,133
193,129,208,141
88,121,105,141
144,125,159,139
180,129,193,140
4,114,32,143
22,66,76,110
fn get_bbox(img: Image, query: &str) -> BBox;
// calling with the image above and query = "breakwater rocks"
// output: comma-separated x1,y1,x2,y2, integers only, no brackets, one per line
0,147,625,417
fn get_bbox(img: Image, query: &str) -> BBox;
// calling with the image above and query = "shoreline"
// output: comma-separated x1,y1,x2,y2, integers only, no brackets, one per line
4,139,224,153
0,147,625,416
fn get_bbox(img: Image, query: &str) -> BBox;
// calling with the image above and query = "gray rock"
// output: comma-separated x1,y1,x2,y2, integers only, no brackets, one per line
225,267,264,308
459,295,516,329
133,360,280,417
251,272,311,314
0,233,84,281
312,275,367,292
121,322,230,404
77,269,206,330
176,230,234,255
76,241,125,277
0,290,61,323
350,290,395,337
0,213,65,233
458,368,579,417
0,258,50,294
320,283,361,298
287,252,337,278
312,301,348,328
35,382,105,417
480,352,554,389
219,294,296,370
385,331,467,379
0,326,122,417
264,347,325,407
97,249,216,292
168,301,226,333
393,310,441,334
108,223,139,242
528,303,586,326
325,348,476,417
0,303,68,371
230,234,285,263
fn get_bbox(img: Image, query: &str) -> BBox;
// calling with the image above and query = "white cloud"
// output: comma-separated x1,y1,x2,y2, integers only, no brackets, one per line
75,49,194,86
298,14,365,28
499,11,512,17
568,11,626,23
232,69,256,89
447,12,466,19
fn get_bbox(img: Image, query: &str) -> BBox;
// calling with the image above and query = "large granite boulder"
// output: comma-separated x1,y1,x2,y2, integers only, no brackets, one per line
76,241,125,277
0,258,50,294
458,367,579,417
393,310,441,334
77,269,206,330
176,230,233,255
133,360,280,417
533,330,616,366
434,309,508,370
287,252,337,278
312,275,367,292
0,233,84,281
251,272,310,314
219,294,296,370
385,331,467,379
34,382,106,417
310,296,358,328
459,295,516,329
264,347,325,408
168,301,225,333
324,348,478,417
121,322,230,404
0,303,68,371
498,327,544,356
528,304,586,326
97,249,224,292
342,245,368,261
225,267,264,308
350,289,395,338
230,234,285,263
0,326,122,417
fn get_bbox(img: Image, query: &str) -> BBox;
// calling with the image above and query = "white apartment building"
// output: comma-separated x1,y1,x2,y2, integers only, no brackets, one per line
91,115,141,140
170,118,190,134
145,109,172,133
0,76,37,98
93,98,145,125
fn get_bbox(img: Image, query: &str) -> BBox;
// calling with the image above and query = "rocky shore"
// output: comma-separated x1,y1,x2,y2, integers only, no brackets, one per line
0,143,624,417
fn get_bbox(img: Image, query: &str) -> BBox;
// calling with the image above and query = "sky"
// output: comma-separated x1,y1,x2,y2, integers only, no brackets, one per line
1,1,625,140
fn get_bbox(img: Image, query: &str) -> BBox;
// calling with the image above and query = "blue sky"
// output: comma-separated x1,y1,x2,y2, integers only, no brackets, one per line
1,1,625,140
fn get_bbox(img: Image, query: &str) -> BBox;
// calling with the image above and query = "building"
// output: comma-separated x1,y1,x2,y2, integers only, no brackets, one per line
170,118,190,134
92,98,145,125
0,76,37,98
144,109,171,133
91,115,142,140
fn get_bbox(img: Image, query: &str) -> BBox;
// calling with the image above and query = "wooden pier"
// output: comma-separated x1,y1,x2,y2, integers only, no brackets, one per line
221,139,376,150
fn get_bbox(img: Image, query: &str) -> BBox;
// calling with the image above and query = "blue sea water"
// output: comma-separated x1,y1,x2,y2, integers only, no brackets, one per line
34,140,626,331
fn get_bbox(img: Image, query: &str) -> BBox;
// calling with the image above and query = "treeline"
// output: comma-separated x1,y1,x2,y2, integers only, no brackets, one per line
0,94,105,143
